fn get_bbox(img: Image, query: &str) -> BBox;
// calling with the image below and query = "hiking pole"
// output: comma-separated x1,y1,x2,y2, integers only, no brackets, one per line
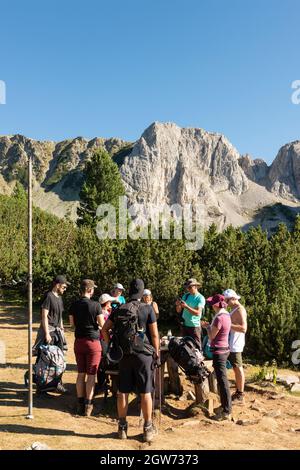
26,152,34,420
158,351,162,428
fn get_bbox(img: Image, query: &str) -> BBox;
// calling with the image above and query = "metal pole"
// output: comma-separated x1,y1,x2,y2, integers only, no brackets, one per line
26,154,33,419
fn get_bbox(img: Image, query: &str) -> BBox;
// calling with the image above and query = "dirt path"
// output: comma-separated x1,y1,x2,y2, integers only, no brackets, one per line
0,301,300,450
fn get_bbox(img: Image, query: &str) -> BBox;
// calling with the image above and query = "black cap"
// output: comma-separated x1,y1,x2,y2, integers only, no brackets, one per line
53,275,70,286
129,278,144,300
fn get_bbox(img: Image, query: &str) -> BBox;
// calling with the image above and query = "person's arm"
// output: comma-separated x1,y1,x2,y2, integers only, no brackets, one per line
152,301,159,317
69,314,74,328
41,308,52,343
180,302,203,317
175,299,183,313
102,318,114,344
231,308,247,333
97,314,105,329
149,322,160,356
206,324,220,341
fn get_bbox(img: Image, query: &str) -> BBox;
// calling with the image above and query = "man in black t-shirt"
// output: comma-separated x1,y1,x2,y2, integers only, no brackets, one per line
69,279,102,416
33,275,70,394
102,279,160,443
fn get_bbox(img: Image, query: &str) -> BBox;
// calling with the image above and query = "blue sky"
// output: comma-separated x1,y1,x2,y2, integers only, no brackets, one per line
0,0,300,163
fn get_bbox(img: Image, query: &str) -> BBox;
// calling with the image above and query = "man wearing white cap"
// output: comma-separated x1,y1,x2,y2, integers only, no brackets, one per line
223,289,247,403
111,283,126,309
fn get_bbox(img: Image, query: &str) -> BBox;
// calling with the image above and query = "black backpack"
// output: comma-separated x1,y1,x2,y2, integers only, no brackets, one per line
111,301,154,356
168,336,210,384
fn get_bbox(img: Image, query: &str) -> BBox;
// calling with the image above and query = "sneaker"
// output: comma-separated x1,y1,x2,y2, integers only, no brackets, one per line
211,411,232,422
118,422,128,440
85,404,93,417
76,403,85,416
232,391,245,404
143,423,156,443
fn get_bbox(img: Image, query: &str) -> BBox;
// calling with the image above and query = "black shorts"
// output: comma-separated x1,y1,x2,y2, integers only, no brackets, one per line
118,353,154,394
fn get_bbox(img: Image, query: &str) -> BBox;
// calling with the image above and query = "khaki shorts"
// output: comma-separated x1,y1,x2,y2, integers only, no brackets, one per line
229,352,243,368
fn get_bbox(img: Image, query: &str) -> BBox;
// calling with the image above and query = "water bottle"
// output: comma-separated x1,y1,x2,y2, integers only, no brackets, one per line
167,329,172,340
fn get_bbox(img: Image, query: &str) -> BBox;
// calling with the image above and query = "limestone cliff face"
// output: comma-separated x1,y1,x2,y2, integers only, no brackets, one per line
238,154,269,184
120,122,249,209
267,141,300,201
0,134,128,218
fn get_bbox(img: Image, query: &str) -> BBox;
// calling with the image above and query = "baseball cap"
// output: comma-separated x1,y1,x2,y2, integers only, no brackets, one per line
223,289,241,300
129,278,144,300
80,279,98,291
184,278,201,288
53,275,70,286
206,294,227,308
114,283,124,290
99,293,118,305
143,289,151,296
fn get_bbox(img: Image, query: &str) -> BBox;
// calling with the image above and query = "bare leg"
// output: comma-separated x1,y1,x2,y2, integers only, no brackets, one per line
234,366,245,393
117,392,129,419
76,373,86,398
86,374,96,401
140,392,152,423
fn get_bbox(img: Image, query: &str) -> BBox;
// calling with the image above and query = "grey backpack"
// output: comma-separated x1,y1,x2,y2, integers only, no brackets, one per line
34,345,66,390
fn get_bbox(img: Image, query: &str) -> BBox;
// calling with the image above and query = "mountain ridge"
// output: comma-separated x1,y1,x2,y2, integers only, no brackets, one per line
0,122,299,230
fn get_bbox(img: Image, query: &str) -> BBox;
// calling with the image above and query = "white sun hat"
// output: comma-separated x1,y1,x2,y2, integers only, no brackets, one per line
223,289,241,300
143,289,152,296
114,283,124,290
99,293,118,305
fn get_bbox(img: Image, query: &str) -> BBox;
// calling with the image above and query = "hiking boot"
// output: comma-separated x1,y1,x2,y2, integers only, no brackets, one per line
84,403,93,417
211,411,232,422
76,402,85,416
56,383,69,394
143,423,156,443
118,422,128,440
232,391,245,404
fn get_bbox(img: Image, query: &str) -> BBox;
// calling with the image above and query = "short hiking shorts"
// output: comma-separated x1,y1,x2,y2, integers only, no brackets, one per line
74,338,101,375
229,351,243,368
118,353,154,394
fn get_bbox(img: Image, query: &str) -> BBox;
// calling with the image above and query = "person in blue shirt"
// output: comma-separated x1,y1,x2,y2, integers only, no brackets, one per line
111,283,126,310
175,278,205,345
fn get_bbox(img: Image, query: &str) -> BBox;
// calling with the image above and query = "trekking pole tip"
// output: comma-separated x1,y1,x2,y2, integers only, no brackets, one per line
25,414,34,420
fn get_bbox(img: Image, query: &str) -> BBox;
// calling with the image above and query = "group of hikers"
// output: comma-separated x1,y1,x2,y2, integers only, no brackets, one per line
32,275,247,443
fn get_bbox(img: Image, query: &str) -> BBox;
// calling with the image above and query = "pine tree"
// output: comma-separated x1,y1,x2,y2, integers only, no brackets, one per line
77,148,125,227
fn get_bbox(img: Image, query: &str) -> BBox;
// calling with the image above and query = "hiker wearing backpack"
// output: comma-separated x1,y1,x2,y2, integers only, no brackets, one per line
223,289,247,404
32,275,69,395
102,278,160,443
175,278,205,344
202,294,232,421
69,279,102,416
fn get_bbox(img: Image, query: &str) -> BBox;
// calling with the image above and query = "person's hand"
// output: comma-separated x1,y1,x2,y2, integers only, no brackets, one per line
153,352,161,368
180,301,188,309
45,333,52,344
175,299,181,307
201,321,210,329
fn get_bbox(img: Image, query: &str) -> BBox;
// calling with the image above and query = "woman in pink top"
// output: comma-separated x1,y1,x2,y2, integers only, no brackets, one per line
202,294,232,421
97,293,117,391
